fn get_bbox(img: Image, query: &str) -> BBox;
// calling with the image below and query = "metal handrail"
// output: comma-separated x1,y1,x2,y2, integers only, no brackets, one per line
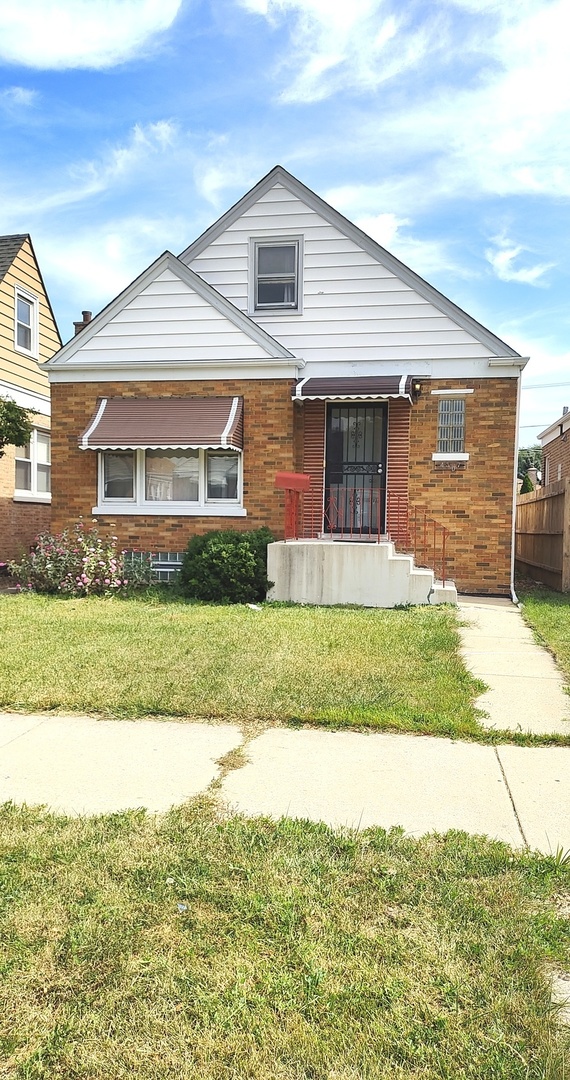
280,482,450,586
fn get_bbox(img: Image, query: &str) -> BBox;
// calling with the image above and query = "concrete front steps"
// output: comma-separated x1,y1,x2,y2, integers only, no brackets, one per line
267,539,457,608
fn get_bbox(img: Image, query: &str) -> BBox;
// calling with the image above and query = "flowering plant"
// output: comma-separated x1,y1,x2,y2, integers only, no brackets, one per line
8,522,153,597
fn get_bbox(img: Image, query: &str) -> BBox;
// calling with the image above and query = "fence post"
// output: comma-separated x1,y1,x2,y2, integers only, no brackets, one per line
563,479,570,592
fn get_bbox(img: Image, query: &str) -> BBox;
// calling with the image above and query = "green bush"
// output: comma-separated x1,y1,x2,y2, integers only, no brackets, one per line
520,472,534,493
180,527,274,603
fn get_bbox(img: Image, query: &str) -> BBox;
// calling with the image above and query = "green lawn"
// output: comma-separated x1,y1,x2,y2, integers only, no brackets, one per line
0,799,568,1079
518,585,570,681
0,593,488,738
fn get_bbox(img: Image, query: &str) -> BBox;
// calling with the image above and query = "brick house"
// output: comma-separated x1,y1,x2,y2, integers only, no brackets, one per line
0,235,61,561
539,408,570,487
46,166,526,597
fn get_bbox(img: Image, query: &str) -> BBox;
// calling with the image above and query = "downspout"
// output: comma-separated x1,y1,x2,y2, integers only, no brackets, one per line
511,369,523,605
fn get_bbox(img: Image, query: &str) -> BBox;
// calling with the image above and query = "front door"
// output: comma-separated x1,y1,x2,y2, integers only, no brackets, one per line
325,403,388,536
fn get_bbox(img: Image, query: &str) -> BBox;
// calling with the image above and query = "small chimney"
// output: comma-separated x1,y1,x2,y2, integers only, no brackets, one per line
73,310,92,336
527,467,538,487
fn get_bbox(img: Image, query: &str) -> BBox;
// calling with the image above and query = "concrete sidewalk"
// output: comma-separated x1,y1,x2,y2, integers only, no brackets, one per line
1,710,569,855
458,596,570,735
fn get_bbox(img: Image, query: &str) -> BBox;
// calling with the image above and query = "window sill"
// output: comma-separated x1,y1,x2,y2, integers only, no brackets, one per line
92,504,247,517
248,309,303,318
13,493,52,503
432,453,470,461
14,345,39,360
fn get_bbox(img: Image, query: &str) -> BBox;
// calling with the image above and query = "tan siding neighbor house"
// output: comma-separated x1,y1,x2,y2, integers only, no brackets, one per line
0,235,61,561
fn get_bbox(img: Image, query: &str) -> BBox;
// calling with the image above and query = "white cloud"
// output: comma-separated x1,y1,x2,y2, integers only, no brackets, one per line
0,121,179,218
239,0,435,102
0,86,38,108
0,0,182,70
357,211,469,279
485,234,554,286
38,213,188,340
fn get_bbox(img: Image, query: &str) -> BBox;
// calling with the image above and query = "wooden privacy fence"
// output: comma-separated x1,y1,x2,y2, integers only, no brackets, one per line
515,478,570,591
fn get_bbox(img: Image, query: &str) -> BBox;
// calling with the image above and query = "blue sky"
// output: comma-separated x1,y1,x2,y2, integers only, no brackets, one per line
1,0,569,446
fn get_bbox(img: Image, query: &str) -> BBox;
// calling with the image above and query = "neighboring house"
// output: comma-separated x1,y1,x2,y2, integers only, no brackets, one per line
0,235,61,561
538,408,570,486
46,166,526,596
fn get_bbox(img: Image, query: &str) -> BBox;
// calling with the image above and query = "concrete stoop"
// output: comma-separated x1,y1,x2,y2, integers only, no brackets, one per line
267,540,457,608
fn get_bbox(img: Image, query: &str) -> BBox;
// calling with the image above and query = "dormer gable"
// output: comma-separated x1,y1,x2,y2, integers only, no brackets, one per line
48,251,299,381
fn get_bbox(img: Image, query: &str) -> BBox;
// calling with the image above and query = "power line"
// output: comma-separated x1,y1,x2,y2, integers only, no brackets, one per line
522,381,570,390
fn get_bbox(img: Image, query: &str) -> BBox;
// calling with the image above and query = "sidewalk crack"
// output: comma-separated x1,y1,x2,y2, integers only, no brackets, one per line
0,717,48,752
494,746,528,849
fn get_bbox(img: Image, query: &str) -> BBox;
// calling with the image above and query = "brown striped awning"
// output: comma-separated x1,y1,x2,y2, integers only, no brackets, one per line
293,375,417,401
79,396,244,451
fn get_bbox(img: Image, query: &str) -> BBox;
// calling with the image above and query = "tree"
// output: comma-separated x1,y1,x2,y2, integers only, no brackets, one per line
518,444,542,478
520,471,534,493
0,398,32,459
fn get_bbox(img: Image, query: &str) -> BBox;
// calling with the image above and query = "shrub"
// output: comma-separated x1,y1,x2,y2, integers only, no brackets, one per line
179,527,274,603
520,472,535,493
9,522,153,597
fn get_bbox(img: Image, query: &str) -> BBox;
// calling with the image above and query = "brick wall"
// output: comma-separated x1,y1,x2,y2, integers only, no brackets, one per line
409,378,517,595
50,379,296,550
51,376,518,594
543,433,570,486
0,446,51,561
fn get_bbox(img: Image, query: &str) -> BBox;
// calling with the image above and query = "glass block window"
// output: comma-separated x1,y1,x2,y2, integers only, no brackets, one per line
437,398,465,454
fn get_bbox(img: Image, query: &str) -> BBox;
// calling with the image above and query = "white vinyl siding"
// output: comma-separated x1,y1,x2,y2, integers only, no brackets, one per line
70,270,276,365
187,184,495,364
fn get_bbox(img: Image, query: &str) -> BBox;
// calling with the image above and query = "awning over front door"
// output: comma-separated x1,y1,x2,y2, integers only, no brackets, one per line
293,375,417,401
79,396,244,451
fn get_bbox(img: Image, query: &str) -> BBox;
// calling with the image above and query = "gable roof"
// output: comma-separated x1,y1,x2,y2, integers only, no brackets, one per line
0,233,62,349
48,250,295,367
180,165,520,360
0,234,27,283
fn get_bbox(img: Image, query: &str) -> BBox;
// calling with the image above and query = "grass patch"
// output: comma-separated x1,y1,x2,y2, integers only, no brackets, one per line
0,799,568,1079
0,593,489,738
518,585,570,682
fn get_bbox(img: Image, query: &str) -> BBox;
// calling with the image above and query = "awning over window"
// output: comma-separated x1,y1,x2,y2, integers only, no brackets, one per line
79,396,244,451
293,375,417,401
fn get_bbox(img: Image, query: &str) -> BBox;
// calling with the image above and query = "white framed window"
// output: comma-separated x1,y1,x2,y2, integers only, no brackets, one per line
96,448,245,516
14,287,39,357
14,429,51,502
249,236,303,314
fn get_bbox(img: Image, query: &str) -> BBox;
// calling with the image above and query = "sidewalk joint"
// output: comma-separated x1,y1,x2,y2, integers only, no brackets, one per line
494,747,528,849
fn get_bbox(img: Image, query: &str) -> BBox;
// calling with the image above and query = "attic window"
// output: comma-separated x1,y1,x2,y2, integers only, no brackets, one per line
15,287,38,357
250,237,302,314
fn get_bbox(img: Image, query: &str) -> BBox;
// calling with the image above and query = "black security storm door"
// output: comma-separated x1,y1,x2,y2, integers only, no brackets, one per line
325,403,388,536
